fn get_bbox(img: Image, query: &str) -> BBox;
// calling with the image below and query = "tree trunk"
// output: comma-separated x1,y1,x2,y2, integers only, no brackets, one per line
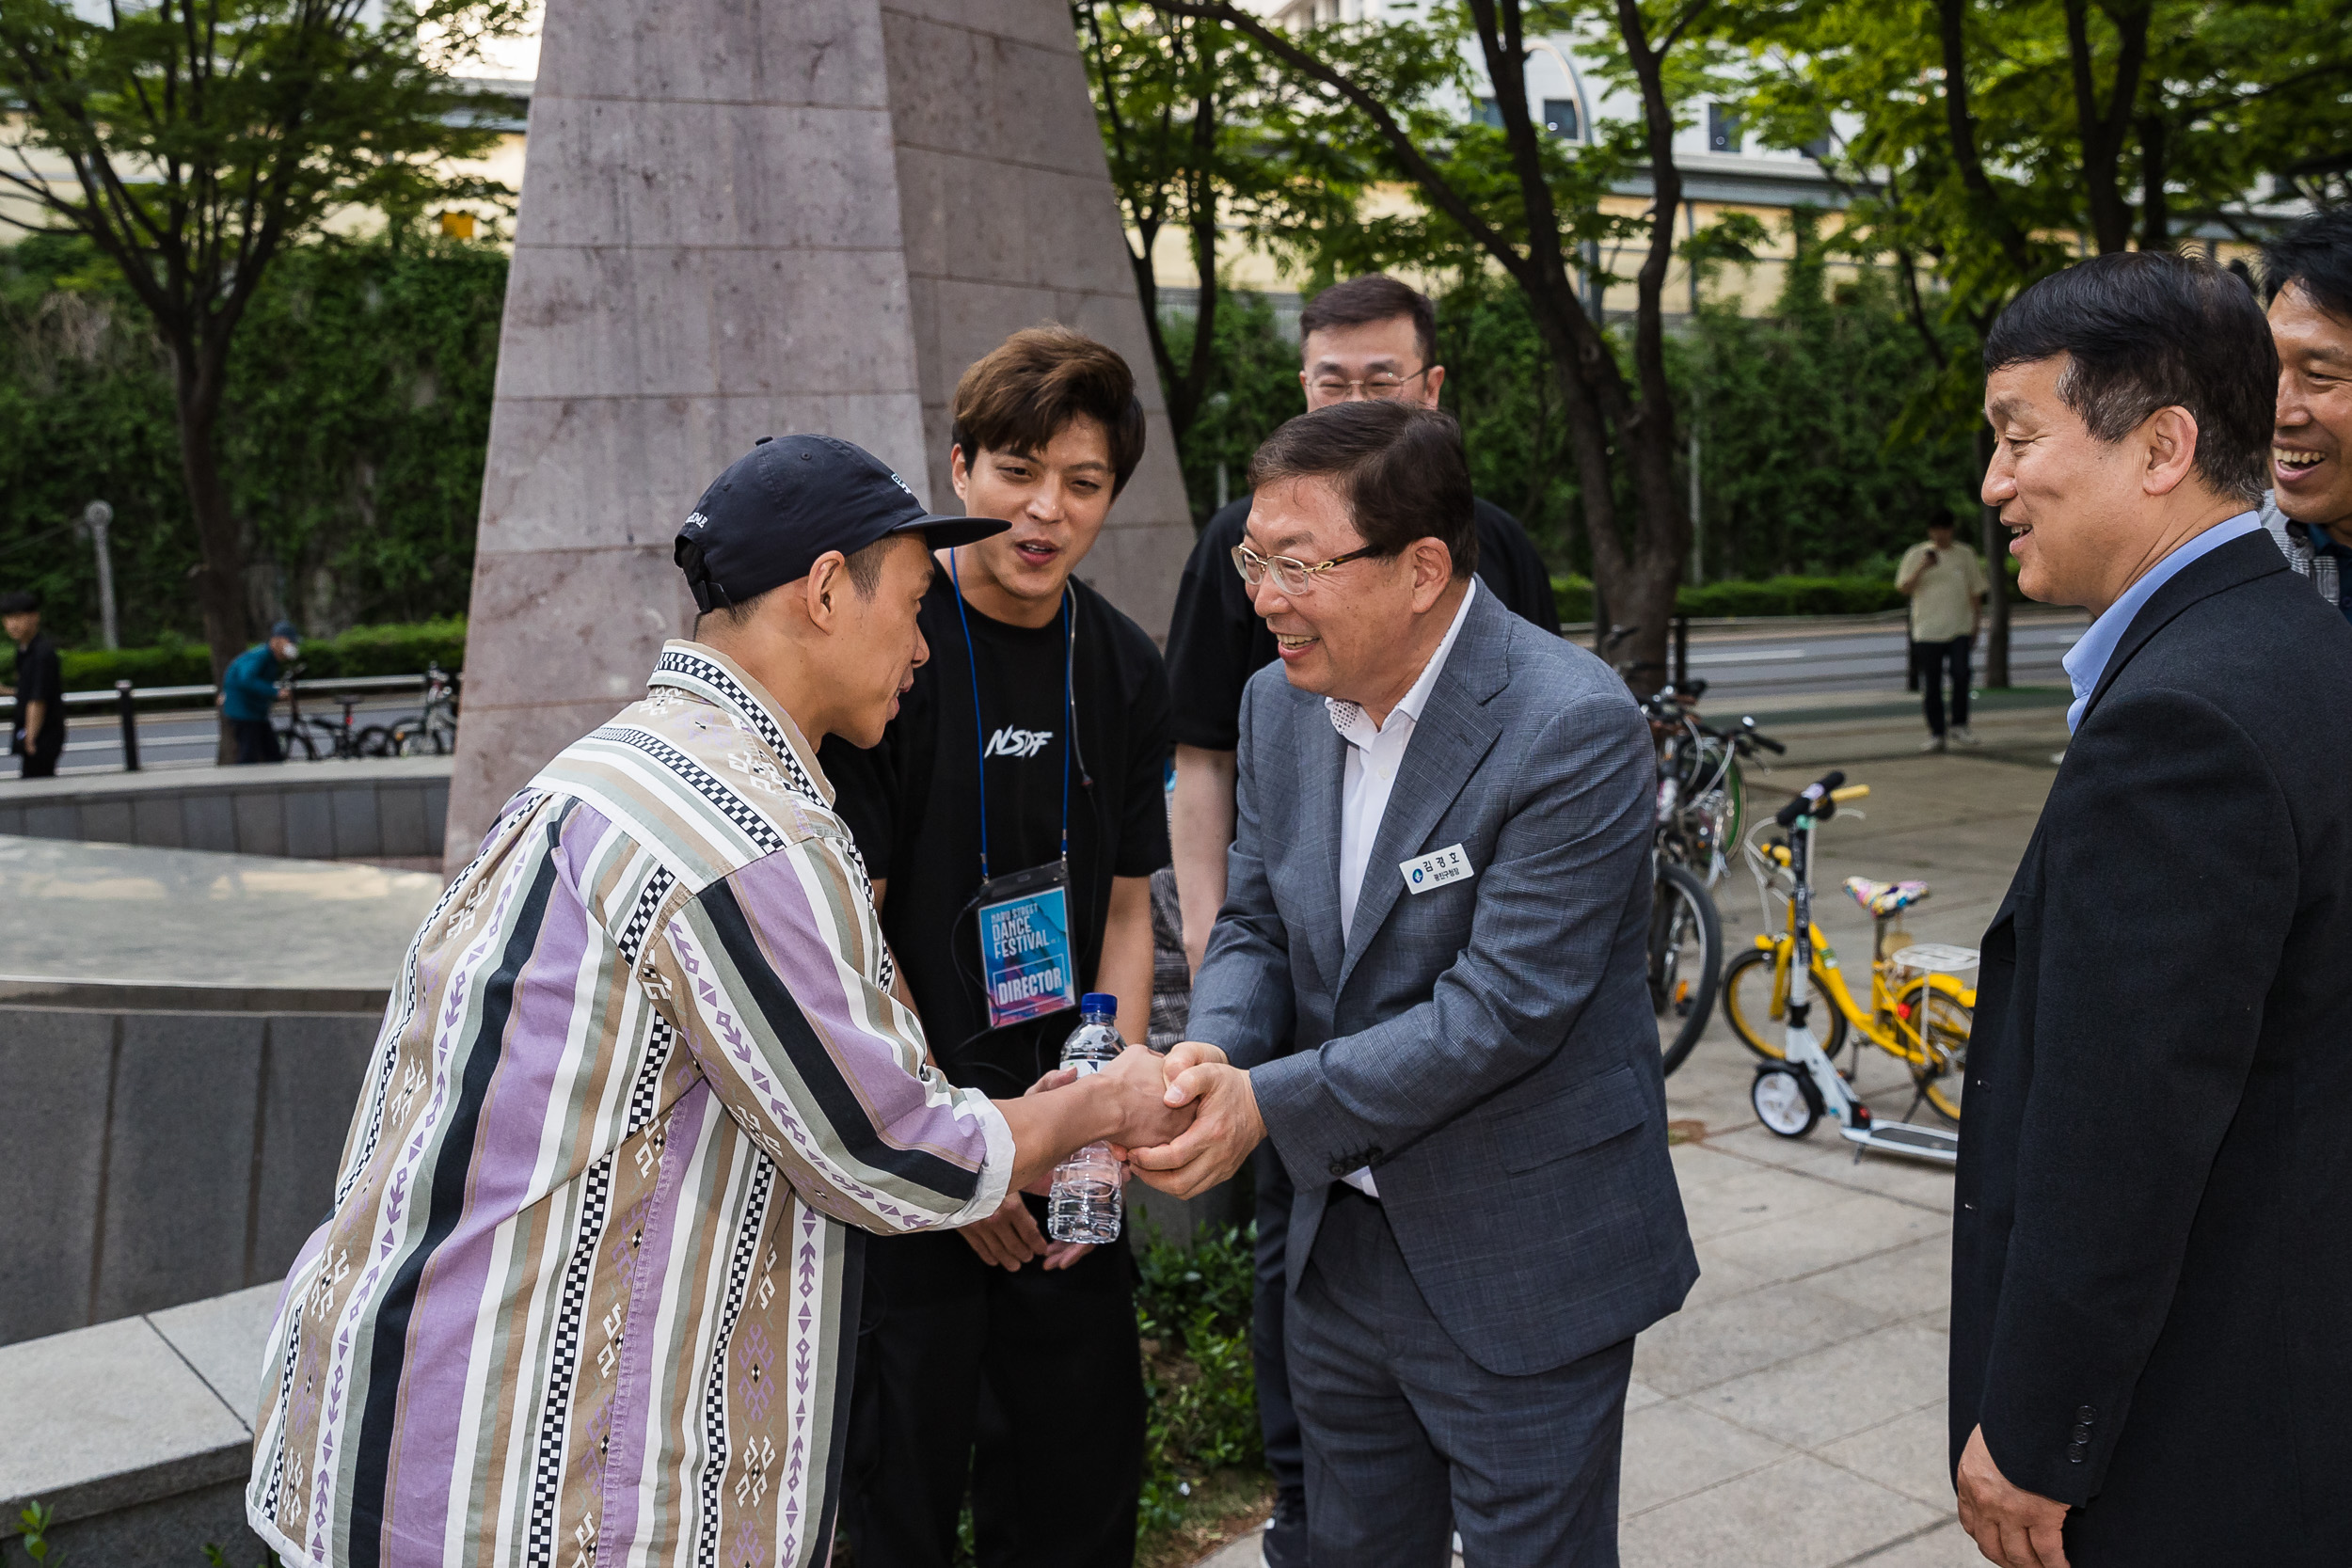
170,339,251,762
1975,423,2010,688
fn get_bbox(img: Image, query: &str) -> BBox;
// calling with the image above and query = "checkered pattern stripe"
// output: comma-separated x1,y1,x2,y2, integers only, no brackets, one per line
256,1315,302,1518
618,864,678,968
692,1160,775,1568
593,727,790,862
524,1156,616,1568
625,1019,673,1137
652,651,825,804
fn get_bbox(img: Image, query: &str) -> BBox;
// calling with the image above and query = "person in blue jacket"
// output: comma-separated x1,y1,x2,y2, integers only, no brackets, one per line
219,622,300,764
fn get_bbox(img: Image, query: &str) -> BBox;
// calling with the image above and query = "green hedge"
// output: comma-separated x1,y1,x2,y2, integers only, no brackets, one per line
58,617,466,691
1549,575,1904,625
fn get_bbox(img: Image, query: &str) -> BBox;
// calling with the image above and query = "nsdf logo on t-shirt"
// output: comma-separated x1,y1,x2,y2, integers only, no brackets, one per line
983,726,1055,760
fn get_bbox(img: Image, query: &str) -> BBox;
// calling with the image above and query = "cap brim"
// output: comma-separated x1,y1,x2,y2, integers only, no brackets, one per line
887,514,1011,549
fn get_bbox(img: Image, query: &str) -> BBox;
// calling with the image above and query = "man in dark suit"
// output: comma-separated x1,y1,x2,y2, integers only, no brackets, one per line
1130,400,1696,1564
1952,251,2352,1567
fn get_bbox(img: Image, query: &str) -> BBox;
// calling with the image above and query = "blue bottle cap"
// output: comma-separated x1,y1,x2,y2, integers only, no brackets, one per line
1080,991,1118,1018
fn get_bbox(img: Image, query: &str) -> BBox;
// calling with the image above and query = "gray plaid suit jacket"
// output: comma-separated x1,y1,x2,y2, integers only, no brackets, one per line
1188,586,1698,1377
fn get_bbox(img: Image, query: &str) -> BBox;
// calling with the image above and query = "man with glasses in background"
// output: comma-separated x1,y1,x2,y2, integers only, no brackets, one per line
1160,274,1556,1564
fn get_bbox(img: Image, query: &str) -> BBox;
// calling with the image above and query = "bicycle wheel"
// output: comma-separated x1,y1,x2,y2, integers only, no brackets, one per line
1723,945,1850,1062
278,723,317,761
1650,861,1721,1076
357,725,393,757
1894,978,1970,1121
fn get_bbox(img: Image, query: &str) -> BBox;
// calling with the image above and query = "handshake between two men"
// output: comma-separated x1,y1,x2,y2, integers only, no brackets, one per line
955,1041,1256,1271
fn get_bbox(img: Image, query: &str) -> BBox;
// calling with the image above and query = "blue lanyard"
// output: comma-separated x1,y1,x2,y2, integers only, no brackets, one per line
948,548,1073,882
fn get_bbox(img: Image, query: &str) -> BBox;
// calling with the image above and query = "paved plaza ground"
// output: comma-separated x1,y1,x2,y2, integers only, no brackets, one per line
1202,692,2073,1568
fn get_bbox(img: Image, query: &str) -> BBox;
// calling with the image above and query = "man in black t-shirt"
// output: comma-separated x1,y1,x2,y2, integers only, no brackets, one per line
2,593,68,779
1162,274,1560,1566
823,328,1171,1568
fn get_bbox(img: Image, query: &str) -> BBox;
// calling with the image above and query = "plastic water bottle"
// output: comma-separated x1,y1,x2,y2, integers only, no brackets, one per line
1048,992,1124,1244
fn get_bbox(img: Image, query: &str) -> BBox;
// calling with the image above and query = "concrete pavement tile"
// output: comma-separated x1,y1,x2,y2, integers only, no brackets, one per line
1840,1519,1986,1567
1742,1136,1960,1213
1627,1378,1669,1413
1620,1400,1794,1516
1694,1322,1947,1449
146,1282,282,1428
1633,1277,1891,1397
1677,1164,1853,1243
1807,1236,1952,1323
1818,1402,1959,1510
1619,1454,1944,1568
1666,1136,1755,1191
1679,1248,1772,1310
1699,1194,1949,1290
0,1315,248,1506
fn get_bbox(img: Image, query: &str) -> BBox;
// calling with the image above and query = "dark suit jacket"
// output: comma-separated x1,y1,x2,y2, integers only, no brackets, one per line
1949,531,2352,1564
1187,587,1698,1377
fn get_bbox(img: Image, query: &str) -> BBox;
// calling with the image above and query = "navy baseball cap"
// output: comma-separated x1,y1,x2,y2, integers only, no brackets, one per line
674,435,1008,613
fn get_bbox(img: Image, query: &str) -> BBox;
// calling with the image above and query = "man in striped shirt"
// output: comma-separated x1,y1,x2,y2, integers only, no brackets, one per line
246,436,1194,1568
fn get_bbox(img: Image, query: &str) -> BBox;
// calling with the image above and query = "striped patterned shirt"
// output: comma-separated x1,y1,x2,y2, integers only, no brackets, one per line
246,641,1013,1568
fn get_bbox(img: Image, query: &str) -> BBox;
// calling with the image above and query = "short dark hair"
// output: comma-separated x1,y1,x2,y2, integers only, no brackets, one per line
2262,207,2352,322
950,326,1147,495
0,592,36,614
1299,275,1437,368
1246,401,1476,578
691,534,897,638
1983,252,2276,506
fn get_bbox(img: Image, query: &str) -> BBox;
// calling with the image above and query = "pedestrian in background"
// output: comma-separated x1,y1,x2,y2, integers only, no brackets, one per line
2258,205,2352,622
1,592,66,779
1898,515,1989,752
218,620,299,764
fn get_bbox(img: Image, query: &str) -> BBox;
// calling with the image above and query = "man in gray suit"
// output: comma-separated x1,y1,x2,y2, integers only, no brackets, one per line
1129,400,1697,1563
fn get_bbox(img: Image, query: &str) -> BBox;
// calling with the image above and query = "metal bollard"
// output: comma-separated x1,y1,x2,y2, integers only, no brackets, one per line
116,679,140,771
1672,615,1689,690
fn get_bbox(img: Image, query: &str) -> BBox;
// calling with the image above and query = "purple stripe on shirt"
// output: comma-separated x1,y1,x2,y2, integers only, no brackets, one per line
385,806,613,1550
720,851,990,1168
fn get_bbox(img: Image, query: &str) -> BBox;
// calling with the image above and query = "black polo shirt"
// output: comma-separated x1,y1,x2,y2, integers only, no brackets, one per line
10,632,66,760
1164,495,1559,751
819,571,1172,1096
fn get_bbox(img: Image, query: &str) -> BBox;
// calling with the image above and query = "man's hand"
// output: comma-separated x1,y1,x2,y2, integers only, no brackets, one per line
1016,1065,1095,1269
958,1188,1049,1271
1128,1043,1262,1198
1094,1045,1199,1150
1956,1425,2070,1568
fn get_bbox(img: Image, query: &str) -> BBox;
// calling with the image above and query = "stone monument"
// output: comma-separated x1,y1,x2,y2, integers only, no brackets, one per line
445,0,1197,863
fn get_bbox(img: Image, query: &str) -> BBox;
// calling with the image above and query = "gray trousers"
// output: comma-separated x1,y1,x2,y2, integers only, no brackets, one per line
1290,1186,1634,1567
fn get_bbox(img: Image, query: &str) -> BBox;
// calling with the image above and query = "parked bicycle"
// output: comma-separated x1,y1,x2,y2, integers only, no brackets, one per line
386,663,461,756
1723,775,1973,1130
276,673,392,760
1634,680,1785,1075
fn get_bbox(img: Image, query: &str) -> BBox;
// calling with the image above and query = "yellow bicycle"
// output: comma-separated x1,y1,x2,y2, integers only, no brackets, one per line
1721,789,1973,1123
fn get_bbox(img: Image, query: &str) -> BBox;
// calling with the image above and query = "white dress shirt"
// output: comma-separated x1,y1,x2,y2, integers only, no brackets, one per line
2060,512,2259,732
1324,578,1479,1196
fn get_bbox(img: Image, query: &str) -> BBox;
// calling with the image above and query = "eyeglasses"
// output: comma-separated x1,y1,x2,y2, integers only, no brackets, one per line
1231,541,1380,596
1307,366,1432,400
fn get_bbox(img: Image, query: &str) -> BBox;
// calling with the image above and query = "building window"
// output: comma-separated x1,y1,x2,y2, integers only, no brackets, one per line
1802,134,1832,158
1708,103,1740,153
1543,98,1580,139
1475,96,1503,128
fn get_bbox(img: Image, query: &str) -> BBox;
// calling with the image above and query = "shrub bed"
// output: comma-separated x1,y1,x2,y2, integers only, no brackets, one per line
1549,575,1905,625
58,618,466,690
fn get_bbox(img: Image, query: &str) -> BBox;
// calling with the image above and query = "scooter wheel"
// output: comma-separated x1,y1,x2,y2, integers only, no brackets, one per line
1752,1065,1820,1139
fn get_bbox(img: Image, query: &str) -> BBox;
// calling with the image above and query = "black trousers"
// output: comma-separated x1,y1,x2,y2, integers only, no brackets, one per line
1912,636,1972,736
842,1195,1144,1568
1252,1140,1305,1505
231,719,283,765
17,739,60,778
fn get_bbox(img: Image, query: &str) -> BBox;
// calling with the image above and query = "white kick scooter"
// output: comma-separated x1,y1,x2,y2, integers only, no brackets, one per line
1748,771,1963,1165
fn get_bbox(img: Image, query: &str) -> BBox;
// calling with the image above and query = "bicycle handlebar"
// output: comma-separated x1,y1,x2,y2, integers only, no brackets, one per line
1774,769,1847,828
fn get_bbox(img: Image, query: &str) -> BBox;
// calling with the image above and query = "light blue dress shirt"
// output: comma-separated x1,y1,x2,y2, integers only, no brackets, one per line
2061,511,2260,733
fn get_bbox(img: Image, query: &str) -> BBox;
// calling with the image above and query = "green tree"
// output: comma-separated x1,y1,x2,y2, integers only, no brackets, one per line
1733,0,2352,676
0,0,525,711
1152,0,1729,687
